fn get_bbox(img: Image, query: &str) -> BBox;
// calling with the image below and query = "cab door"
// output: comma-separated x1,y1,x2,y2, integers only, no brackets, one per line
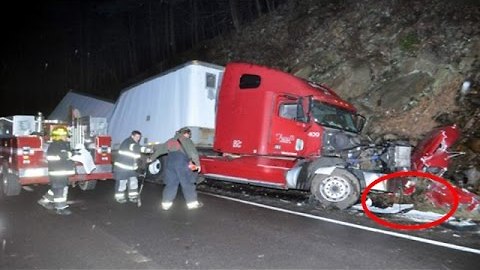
267,94,317,157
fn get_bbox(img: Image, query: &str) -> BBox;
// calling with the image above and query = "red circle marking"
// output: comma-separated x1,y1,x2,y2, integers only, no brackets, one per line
361,171,459,230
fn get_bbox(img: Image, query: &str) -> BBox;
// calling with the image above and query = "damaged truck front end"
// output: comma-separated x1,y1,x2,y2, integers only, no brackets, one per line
305,121,480,214
296,106,414,209
410,124,480,214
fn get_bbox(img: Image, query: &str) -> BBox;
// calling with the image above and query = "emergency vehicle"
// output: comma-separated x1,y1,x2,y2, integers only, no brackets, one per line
0,113,113,196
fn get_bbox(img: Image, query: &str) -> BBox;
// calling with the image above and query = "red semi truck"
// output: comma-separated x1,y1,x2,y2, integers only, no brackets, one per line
140,61,477,212
0,113,113,196
198,62,414,209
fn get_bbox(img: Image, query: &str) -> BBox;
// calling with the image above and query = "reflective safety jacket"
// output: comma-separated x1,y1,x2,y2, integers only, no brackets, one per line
114,136,142,171
46,141,75,176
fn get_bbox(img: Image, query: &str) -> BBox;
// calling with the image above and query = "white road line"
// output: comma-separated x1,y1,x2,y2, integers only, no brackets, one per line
202,192,480,255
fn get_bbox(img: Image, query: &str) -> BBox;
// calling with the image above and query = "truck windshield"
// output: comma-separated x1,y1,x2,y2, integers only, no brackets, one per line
311,101,359,133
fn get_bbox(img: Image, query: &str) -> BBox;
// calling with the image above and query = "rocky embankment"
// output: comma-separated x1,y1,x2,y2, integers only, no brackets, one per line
184,0,480,194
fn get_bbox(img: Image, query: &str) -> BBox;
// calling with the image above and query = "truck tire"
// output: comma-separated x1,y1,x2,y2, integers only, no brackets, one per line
310,168,360,210
2,172,22,196
78,180,97,191
145,156,165,184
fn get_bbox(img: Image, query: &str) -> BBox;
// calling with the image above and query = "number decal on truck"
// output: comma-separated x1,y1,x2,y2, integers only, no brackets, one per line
232,140,242,148
308,132,320,137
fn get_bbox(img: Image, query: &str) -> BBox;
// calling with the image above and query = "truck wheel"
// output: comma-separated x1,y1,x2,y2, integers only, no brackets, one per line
146,157,165,184
310,168,360,210
2,172,22,196
78,180,97,191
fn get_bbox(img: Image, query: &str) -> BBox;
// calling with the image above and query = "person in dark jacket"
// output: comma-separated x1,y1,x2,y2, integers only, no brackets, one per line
150,127,202,210
114,130,151,203
37,126,75,215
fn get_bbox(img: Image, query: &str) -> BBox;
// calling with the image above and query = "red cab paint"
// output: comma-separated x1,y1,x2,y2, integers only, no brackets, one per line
411,124,460,173
410,124,479,213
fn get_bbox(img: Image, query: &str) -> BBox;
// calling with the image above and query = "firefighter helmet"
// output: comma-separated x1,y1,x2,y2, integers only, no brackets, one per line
51,126,69,141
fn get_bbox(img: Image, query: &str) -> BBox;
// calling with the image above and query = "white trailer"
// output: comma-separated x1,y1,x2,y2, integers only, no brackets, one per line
108,61,224,149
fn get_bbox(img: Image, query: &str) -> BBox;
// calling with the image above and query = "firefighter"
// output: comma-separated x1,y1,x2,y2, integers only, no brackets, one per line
37,126,75,215
150,127,202,210
114,130,151,203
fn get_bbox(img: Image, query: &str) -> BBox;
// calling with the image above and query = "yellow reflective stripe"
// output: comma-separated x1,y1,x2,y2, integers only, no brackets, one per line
129,143,136,151
161,202,173,210
118,150,140,159
49,170,75,176
140,146,152,153
53,197,67,203
114,162,137,170
47,155,61,161
187,201,201,209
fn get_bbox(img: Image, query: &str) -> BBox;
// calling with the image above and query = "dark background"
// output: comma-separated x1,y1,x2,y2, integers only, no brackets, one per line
0,0,284,116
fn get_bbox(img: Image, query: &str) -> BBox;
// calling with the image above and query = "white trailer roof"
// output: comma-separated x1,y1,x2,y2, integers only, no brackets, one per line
108,60,224,148
48,91,115,121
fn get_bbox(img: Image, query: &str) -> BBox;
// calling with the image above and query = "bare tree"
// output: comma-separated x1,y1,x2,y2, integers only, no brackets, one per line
128,13,139,75
169,2,176,55
255,0,263,16
191,0,199,45
229,0,241,32
148,1,157,65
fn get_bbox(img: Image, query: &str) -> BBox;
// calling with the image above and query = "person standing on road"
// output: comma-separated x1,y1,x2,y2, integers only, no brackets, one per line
37,126,75,215
113,130,151,203
150,127,202,210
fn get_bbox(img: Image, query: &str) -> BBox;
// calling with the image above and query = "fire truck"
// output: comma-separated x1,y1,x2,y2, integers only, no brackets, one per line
0,113,113,196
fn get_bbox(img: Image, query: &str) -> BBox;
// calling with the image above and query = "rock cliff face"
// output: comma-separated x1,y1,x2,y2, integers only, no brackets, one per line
185,0,480,192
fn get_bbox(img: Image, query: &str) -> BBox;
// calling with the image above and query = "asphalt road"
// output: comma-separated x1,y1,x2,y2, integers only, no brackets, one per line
0,180,479,269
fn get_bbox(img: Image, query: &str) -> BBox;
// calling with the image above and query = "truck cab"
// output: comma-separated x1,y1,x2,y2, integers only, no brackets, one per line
200,62,410,209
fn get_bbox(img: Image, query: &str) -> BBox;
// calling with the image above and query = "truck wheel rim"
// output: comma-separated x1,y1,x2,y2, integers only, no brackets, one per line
148,160,161,175
319,176,351,202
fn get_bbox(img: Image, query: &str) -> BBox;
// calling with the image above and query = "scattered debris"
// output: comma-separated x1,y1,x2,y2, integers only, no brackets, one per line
442,219,480,232
398,210,454,223
351,203,414,214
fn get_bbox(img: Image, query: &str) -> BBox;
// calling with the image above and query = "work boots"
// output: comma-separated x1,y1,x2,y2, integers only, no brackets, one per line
37,198,55,210
187,201,203,210
55,208,72,215
115,197,127,204
161,201,173,210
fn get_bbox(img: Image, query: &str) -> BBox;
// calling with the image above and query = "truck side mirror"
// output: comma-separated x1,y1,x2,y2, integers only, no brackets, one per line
307,96,313,122
296,98,309,123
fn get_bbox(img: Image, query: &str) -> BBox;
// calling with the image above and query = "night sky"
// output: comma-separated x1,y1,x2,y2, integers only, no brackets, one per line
1,1,84,116
1,0,278,117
